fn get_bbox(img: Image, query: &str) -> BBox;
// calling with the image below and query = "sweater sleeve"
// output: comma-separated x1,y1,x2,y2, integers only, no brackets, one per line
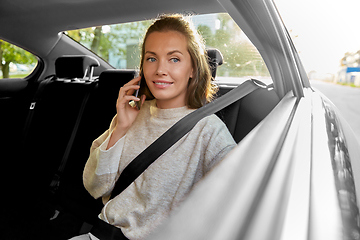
83,116,125,199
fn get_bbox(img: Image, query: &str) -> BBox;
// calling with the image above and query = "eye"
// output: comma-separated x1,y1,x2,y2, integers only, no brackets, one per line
170,58,180,63
146,57,156,63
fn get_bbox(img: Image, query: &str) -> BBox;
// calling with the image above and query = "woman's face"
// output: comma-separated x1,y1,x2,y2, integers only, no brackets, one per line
143,30,193,109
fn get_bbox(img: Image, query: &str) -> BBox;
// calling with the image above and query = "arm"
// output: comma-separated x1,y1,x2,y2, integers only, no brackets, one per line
83,117,126,199
83,77,146,198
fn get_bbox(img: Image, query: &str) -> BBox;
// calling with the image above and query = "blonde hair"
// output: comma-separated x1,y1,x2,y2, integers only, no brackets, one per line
139,14,217,109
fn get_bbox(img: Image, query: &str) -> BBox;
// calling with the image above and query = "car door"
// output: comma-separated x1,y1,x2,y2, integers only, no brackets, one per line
0,40,43,178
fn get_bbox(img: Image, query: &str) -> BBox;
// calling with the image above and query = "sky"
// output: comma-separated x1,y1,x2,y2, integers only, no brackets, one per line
274,0,360,76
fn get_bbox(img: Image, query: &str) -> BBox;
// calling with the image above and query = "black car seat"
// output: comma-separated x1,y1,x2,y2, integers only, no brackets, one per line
16,55,99,197
216,82,280,142
55,69,138,228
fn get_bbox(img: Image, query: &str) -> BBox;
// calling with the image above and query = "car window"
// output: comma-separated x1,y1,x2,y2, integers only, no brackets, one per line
66,13,271,85
0,39,38,79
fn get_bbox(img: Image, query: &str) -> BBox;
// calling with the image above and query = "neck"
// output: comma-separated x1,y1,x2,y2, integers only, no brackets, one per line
155,99,186,109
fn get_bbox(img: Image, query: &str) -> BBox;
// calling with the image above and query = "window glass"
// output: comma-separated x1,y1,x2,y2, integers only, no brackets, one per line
0,39,38,79
66,13,271,84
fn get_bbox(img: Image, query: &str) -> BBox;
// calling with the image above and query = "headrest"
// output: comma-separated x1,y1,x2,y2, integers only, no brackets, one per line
55,55,100,79
98,69,136,90
206,48,223,79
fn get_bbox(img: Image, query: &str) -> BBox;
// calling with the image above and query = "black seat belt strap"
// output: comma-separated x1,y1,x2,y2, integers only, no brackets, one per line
20,75,55,149
49,81,98,194
110,80,260,199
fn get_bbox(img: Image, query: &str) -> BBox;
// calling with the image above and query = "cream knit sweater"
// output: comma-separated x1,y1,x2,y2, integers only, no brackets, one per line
83,100,236,239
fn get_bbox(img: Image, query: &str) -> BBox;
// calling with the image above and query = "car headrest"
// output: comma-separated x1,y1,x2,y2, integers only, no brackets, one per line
55,55,100,79
98,69,136,91
206,48,223,79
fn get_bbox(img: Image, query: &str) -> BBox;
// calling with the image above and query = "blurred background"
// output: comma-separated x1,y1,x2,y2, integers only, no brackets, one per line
275,0,360,142
275,0,360,85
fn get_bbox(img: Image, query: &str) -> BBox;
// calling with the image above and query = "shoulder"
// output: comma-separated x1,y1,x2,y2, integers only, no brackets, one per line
192,114,232,140
197,114,227,130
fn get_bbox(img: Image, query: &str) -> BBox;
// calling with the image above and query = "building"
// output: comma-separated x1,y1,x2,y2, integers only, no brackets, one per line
336,51,360,86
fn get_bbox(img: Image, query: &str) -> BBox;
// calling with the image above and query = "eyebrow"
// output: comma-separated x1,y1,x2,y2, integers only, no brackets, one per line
145,50,184,56
168,50,184,56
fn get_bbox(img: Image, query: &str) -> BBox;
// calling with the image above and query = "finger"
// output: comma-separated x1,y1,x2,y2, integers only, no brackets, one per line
119,76,141,96
118,95,140,106
123,76,141,87
118,84,140,99
129,94,146,110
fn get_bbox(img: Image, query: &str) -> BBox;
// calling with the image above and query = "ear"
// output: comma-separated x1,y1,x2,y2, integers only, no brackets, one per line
190,68,194,79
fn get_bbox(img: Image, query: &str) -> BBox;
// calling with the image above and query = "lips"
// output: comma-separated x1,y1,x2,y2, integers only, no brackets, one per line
153,80,173,89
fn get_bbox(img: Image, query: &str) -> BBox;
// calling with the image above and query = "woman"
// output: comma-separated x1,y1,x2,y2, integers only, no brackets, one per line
75,14,236,240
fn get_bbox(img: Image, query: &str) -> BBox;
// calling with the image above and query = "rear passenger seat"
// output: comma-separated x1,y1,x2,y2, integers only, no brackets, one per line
216,81,279,143
17,56,100,196
9,50,279,238
5,55,102,238
56,69,137,226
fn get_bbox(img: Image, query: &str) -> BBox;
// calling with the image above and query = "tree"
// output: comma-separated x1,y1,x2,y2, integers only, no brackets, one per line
197,25,215,47
66,20,152,64
90,26,102,53
197,13,269,77
0,40,37,78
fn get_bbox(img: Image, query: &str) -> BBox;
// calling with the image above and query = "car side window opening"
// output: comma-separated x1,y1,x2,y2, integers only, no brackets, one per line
0,39,37,79
65,13,271,85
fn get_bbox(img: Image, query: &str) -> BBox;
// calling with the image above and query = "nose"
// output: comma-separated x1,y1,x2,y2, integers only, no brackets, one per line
156,59,168,76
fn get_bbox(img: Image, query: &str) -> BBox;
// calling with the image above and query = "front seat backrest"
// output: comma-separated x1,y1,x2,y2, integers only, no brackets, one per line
206,48,223,79
55,55,100,80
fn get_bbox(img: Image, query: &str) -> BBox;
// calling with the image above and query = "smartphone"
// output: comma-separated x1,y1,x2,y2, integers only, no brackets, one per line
133,73,143,110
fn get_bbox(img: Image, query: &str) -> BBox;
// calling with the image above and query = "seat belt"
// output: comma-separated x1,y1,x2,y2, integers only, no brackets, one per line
49,81,98,195
20,75,55,150
110,79,261,199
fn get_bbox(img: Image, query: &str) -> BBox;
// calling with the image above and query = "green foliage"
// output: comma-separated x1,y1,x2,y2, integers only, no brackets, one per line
197,25,214,46
1,13,269,79
197,14,269,77
66,20,152,62
0,40,37,78
67,13,270,78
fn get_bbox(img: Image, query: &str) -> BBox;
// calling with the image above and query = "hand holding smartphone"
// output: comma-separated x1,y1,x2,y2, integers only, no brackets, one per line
130,71,145,110
133,77,142,110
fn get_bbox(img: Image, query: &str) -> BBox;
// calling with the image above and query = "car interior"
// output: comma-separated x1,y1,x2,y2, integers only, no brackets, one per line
3,0,360,238
1,47,280,238
0,1,283,237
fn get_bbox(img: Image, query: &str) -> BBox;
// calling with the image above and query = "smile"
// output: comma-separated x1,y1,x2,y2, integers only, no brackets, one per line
154,81,173,85
153,81,173,89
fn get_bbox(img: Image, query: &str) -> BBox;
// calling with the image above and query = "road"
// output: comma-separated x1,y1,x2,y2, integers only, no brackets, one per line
310,79,360,143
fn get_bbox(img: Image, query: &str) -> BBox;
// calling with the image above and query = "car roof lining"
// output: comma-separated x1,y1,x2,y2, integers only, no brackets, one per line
0,0,225,58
